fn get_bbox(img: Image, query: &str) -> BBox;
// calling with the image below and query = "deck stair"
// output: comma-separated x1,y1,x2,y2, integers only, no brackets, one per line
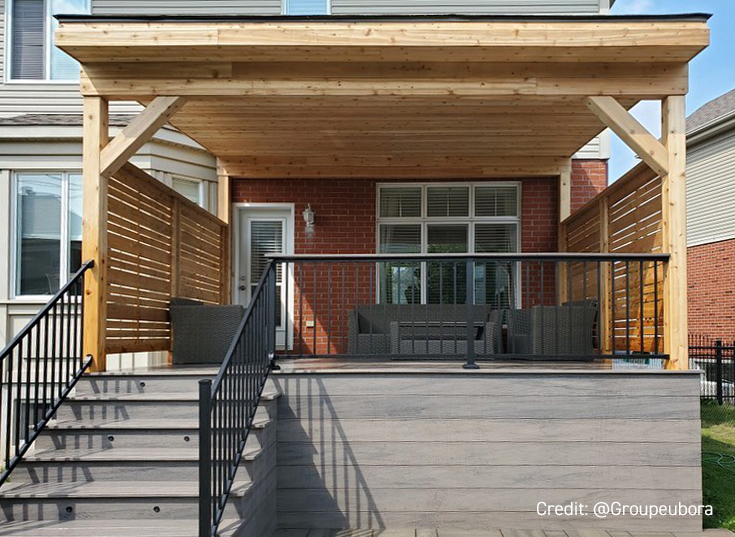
0,367,279,537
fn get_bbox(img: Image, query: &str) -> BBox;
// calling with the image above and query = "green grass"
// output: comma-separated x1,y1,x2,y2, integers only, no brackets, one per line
701,401,735,530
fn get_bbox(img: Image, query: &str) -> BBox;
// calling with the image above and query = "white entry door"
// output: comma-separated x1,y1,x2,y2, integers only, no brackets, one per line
238,207,293,349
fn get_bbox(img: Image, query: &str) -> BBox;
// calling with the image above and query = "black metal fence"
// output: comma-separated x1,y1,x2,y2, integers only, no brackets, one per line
690,335,735,425
199,261,277,537
268,253,669,366
0,260,94,486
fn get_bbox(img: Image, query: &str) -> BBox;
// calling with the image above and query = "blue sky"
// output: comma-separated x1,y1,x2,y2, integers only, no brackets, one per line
607,0,735,179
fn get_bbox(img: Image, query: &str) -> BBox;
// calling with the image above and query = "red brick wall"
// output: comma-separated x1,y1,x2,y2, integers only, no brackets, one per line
688,239,735,339
571,159,608,213
232,164,605,353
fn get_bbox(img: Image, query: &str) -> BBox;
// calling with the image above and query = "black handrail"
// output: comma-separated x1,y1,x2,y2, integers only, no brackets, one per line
0,260,94,486
266,253,669,365
199,261,277,537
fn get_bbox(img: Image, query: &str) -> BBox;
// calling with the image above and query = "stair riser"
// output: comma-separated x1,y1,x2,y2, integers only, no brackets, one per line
10,461,201,483
35,420,272,451
0,497,242,521
74,377,202,396
34,430,200,450
55,402,199,422
56,400,275,423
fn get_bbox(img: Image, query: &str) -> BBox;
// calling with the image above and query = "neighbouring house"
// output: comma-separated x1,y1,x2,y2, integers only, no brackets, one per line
0,2,712,537
686,88,735,339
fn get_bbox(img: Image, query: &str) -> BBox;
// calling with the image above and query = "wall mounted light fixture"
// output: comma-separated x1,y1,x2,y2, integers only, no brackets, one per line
303,204,315,229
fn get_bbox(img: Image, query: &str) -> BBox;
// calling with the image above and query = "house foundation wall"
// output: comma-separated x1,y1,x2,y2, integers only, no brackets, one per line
273,371,702,532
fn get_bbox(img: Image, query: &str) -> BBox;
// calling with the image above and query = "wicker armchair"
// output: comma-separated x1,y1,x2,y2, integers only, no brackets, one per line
169,298,244,364
507,299,597,357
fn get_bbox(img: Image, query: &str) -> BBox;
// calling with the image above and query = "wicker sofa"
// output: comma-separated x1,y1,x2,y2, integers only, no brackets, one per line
347,304,503,357
506,299,598,357
169,298,244,364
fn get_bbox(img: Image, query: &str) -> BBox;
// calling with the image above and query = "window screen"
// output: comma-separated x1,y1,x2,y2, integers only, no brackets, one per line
284,0,329,14
11,0,45,80
427,187,469,217
474,185,519,217
379,188,421,218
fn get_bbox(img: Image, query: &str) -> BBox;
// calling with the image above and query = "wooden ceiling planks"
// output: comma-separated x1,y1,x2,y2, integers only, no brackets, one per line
57,18,709,179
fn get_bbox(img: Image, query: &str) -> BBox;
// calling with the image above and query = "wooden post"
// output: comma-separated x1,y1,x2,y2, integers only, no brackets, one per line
558,161,572,303
82,96,109,372
217,159,232,304
662,95,689,370
599,197,613,355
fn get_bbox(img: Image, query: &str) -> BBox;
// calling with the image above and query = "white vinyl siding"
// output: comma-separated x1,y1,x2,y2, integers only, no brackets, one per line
687,128,735,247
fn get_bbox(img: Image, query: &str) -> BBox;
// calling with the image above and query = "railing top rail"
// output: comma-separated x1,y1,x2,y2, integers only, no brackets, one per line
267,253,670,262
209,259,274,396
0,259,94,362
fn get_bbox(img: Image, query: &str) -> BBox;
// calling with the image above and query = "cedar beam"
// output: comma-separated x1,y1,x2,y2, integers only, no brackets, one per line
100,96,186,178
585,96,669,177
82,96,110,372
661,95,688,370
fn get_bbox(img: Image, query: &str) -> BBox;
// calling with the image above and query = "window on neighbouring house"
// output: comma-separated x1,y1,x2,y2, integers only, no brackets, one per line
171,177,204,207
377,183,521,306
9,0,90,81
283,0,329,15
15,172,82,296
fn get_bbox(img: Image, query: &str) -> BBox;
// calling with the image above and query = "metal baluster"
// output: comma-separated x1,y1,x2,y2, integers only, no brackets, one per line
625,260,630,356
199,379,212,537
640,260,645,354
314,261,318,357
654,261,659,355
597,261,602,354
328,263,333,355
15,339,24,457
34,324,41,428
463,258,478,369
299,262,304,358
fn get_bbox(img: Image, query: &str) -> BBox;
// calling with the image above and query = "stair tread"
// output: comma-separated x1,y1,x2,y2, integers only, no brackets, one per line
83,367,220,377
25,447,200,462
47,419,200,430
48,416,273,431
66,390,280,402
0,518,241,536
0,480,251,499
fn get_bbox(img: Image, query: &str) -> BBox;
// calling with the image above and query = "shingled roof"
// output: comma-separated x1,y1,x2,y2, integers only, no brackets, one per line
0,114,135,127
687,88,735,134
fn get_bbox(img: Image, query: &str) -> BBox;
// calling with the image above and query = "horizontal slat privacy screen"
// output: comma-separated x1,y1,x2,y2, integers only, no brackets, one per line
11,0,45,80
105,165,229,354
561,163,663,354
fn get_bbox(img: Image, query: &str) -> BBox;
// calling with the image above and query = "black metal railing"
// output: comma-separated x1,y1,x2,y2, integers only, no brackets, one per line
199,261,277,537
690,335,735,406
0,260,94,486
268,253,669,366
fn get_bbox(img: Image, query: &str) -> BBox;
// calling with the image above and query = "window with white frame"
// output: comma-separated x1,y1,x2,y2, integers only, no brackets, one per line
14,172,82,296
171,177,205,208
377,183,521,307
9,0,90,81
283,0,329,15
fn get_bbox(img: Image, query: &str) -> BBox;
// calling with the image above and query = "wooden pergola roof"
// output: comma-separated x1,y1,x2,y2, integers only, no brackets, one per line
57,15,710,179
